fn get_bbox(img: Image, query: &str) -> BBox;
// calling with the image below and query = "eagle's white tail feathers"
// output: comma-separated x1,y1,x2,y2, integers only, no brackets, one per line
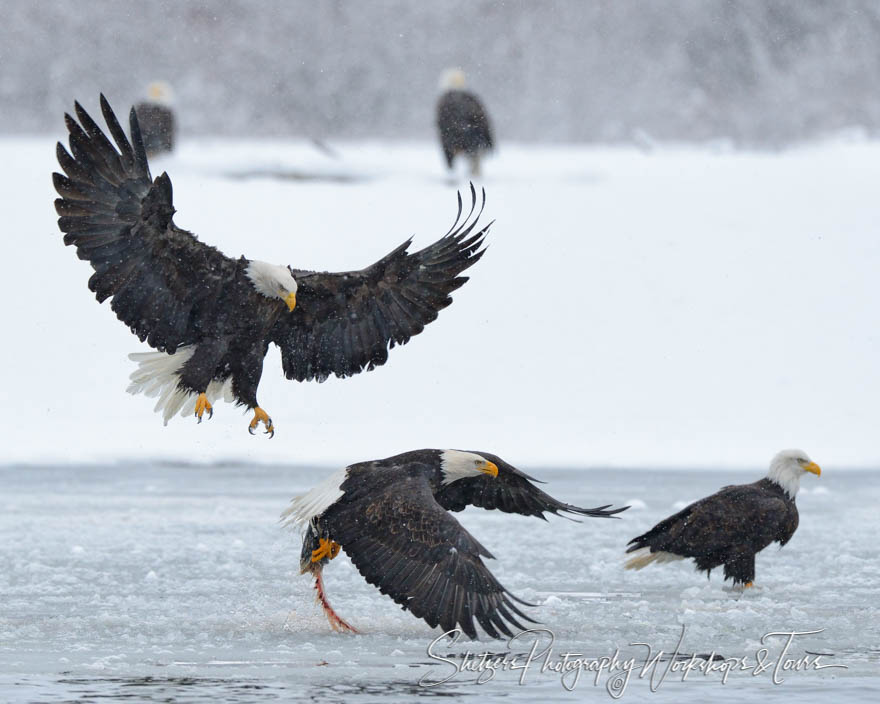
281,467,348,530
126,347,233,425
624,548,685,571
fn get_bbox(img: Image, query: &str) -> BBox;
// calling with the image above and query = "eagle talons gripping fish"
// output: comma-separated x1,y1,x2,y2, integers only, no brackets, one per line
311,538,341,563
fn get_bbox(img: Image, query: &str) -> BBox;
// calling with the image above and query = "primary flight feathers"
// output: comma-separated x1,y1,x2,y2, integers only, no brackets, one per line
54,95,490,435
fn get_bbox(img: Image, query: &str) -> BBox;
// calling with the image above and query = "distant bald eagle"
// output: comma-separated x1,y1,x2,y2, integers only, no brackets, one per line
134,82,175,157
436,69,494,177
282,449,628,638
625,449,821,587
53,96,489,436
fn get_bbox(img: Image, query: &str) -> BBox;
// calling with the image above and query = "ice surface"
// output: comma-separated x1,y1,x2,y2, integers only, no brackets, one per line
0,464,877,702
3,135,880,469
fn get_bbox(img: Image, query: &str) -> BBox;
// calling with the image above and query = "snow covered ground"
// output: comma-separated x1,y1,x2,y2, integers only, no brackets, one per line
3,130,880,469
1,463,877,702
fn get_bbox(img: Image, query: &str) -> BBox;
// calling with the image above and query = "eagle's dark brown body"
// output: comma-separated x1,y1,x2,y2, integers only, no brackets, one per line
626,478,799,585
436,89,493,169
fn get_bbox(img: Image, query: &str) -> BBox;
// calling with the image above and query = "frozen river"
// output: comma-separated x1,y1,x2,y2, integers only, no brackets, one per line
1,462,877,702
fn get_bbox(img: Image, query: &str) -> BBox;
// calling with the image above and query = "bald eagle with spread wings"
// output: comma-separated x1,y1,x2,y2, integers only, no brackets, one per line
282,449,628,638
53,96,489,436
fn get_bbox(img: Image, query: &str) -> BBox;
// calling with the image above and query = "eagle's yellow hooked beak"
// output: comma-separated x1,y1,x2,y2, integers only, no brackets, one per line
803,461,821,477
285,292,297,312
480,461,499,478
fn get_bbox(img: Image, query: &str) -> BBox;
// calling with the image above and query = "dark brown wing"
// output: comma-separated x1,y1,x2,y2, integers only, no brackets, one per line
327,474,534,639
627,482,795,557
436,453,629,520
53,95,234,353
270,186,489,382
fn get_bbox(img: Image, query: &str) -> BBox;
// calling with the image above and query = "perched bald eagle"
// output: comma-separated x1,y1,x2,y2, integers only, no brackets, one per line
54,96,490,436
133,82,175,157
436,69,494,177
282,449,628,638
625,449,821,587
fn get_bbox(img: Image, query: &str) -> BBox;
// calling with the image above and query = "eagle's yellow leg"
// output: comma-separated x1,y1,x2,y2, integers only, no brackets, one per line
248,406,274,438
744,581,754,588
194,393,213,423
311,538,341,563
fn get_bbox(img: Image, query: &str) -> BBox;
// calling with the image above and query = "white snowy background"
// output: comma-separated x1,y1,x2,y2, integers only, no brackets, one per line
2,135,879,468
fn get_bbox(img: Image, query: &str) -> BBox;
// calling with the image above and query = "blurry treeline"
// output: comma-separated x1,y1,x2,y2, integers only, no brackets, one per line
2,0,878,145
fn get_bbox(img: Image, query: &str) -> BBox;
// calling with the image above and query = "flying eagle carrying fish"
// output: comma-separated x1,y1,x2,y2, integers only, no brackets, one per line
53,96,490,436
283,449,629,638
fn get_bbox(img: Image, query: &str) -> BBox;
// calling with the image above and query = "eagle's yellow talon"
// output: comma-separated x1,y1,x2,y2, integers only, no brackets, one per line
311,538,341,563
744,581,754,588
248,406,273,436
194,393,212,423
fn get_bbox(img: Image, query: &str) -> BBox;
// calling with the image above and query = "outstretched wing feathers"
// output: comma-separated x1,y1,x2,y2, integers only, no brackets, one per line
100,100,139,173
470,476,626,520
436,458,629,520
329,476,534,639
70,104,130,184
272,186,490,382
54,96,233,353
57,97,491,385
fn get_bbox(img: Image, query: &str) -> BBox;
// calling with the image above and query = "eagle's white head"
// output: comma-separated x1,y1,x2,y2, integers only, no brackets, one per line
440,449,499,485
439,68,467,92
766,449,821,498
245,260,298,311
146,81,174,106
